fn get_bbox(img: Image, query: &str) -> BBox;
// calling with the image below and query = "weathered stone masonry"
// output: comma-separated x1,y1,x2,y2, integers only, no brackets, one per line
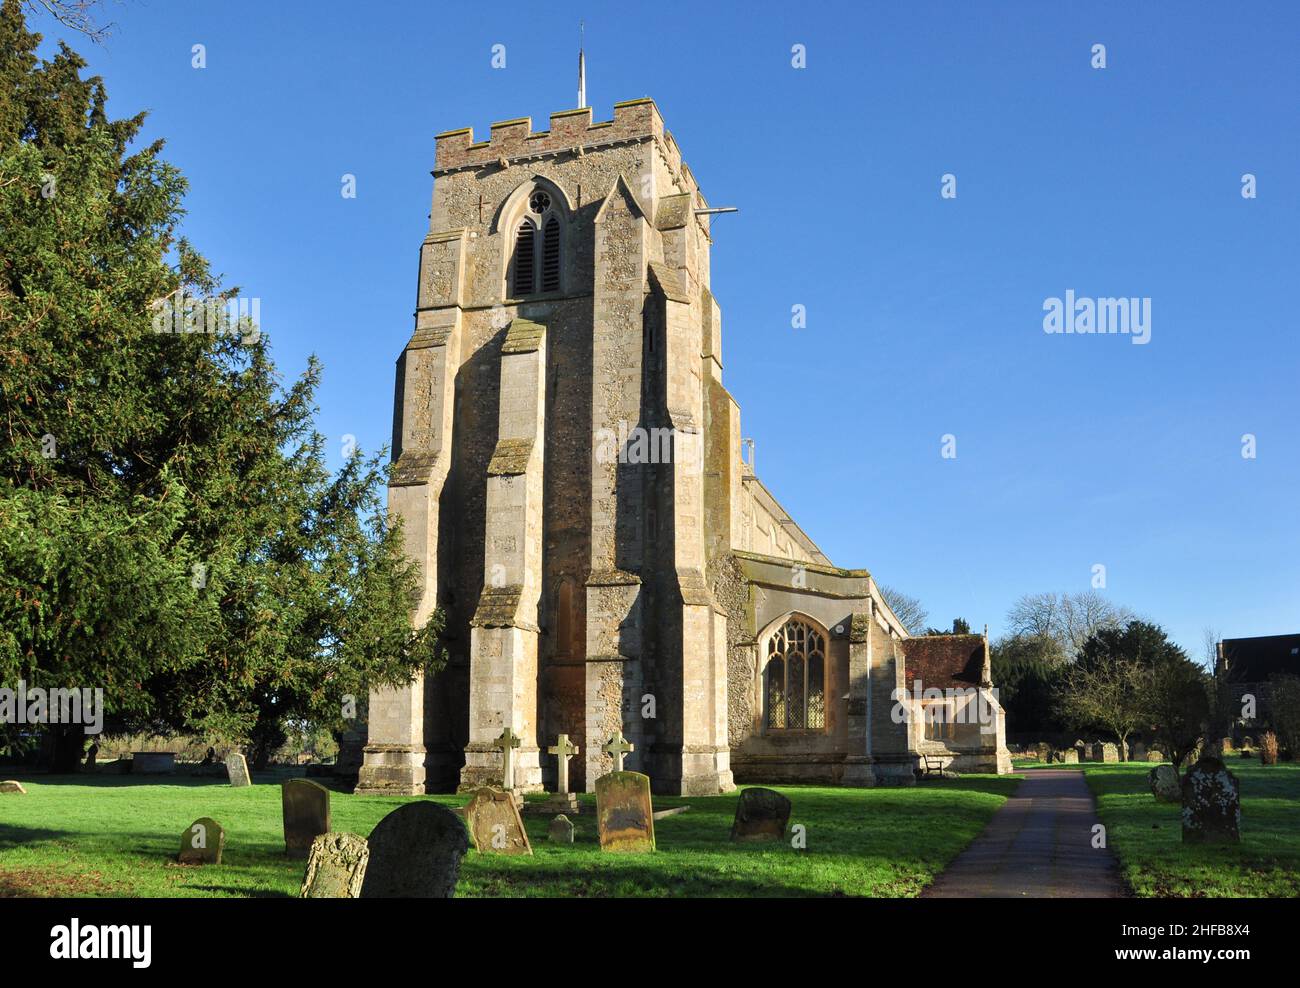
357,98,1010,796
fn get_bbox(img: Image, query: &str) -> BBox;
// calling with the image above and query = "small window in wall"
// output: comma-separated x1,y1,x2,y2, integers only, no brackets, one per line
764,616,827,730
924,703,954,742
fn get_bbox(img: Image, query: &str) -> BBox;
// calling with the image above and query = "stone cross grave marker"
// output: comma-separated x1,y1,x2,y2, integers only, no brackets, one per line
595,771,655,852
225,753,251,787
537,734,581,814
548,734,579,794
178,817,225,865
493,727,521,790
300,832,370,898
282,779,331,858
360,802,469,898
465,787,533,855
602,732,634,773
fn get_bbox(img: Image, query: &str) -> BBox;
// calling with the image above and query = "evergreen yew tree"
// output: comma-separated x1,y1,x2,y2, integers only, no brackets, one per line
0,0,442,770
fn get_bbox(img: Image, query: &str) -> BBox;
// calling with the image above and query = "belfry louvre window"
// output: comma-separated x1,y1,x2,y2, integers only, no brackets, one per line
765,617,826,730
541,216,561,291
510,189,561,297
512,220,536,297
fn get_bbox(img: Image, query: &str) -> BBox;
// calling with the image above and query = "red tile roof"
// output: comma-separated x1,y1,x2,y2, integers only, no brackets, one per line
903,634,988,690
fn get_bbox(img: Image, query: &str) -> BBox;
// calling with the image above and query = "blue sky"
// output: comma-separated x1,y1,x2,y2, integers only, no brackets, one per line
33,1,1298,657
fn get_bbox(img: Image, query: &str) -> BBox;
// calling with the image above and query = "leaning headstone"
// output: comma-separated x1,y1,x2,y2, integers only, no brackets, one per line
178,817,225,865
1149,764,1180,802
464,786,532,855
730,787,791,842
361,802,468,898
1057,748,1079,764
595,771,655,852
548,814,575,844
0,780,27,794
225,753,251,787
300,832,369,898
1181,756,1241,844
282,779,331,858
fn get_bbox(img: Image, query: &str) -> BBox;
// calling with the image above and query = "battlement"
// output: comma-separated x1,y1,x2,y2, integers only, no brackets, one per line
434,97,669,173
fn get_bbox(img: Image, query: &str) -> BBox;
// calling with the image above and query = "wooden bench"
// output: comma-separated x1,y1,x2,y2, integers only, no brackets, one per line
919,753,946,779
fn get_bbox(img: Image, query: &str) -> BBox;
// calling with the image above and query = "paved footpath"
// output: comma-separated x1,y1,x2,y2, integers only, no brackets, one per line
922,769,1124,898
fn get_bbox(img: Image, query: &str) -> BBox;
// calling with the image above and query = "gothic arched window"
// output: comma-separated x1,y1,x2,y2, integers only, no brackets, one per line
509,188,562,297
764,616,827,731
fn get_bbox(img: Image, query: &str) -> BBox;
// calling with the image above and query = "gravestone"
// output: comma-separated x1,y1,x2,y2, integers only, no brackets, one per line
1149,764,1180,802
1057,748,1079,764
1146,749,1164,762
225,753,251,787
178,817,225,865
1129,741,1147,762
537,734,581,814
1181,756,1241,844
282,779,331,858
361,802,468,898
464,786,532,855
0,780,27,794
300,832,369,898
133,752,176,774
1098,743,1119,763
1035,742,1051,763
595,771,655,852
1073,740,1088,762
730,787,791,842
548,814,575,844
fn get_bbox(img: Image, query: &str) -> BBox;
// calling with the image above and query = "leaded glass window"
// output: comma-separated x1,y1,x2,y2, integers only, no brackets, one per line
764,617,827,730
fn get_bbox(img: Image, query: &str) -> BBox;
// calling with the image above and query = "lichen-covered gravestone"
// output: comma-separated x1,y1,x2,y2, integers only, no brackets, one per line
595,771,655,852
300,832,369,898
0,780,26,794
1057,748,1079,764
1181,756,1241,844
360,802,468,898
465,786,532,855
548,814,575,844
282,779,331,859
178,817,225,865
730,787,792,842
1100,743,1119,763
225,753,251,787
1148,764,1180,802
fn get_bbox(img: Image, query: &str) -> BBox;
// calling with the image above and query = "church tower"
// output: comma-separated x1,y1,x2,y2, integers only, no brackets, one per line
357,98,737,796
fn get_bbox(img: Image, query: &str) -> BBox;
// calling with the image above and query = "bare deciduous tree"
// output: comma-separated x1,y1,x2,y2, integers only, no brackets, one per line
1057,658,1149,760
877,584,928,635
24,1,112,42
1007,590,1135,660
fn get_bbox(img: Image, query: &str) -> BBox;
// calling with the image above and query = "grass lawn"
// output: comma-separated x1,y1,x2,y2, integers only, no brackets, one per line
1015,756,1300,897
0,772,1020,898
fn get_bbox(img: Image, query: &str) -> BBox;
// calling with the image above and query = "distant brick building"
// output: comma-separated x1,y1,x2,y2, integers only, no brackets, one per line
1217,633,1300,726
355,97,1011,796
